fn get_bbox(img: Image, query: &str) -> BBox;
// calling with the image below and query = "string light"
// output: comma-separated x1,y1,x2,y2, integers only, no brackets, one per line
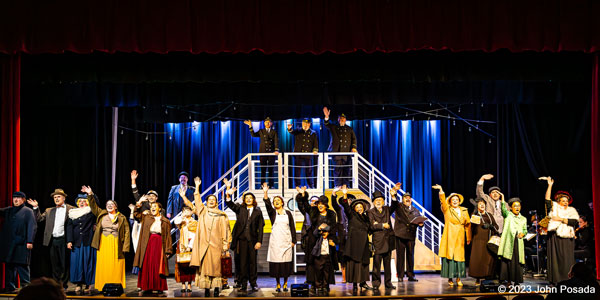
169,135,172,140
145,134,149,140
165,109,168,115
453,120,456,126
458,106,461,113
489,138,492,144
120,129,123,135
468,127,472,132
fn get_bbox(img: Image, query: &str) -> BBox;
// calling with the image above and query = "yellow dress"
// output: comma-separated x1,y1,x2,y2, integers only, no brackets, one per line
95,214,126,290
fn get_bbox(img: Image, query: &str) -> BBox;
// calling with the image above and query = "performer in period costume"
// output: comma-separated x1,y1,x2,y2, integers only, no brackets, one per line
181,177,231,297
368,190,397,289
166,171,195,219
262,184,296,292
391,183,424,283
311,225,336,294
323,107,357,187
542,176,580,284
133,201,172,293
29,188,75,288
498,197,527,284
477,174,505,234
82,186,130,291
338,186,373,293
574,215,594,263
297,191,338,292
225,184,264,293
173,205,197,294
330,186,352,283
244,117,279,188
468,197,499,285
287,118,319,188
432,184,471,286
66,194,97,294
0,191,37,292
129,170,164,256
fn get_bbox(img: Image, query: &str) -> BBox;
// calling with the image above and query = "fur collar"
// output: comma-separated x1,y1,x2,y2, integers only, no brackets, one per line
68,206,92,220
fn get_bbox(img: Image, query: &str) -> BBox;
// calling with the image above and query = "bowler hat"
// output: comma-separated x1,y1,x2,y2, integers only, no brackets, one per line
50,188,67,198
177,171,189,179
371,191,384,201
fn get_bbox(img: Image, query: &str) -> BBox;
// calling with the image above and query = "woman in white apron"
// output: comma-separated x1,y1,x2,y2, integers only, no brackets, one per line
262,184,297,292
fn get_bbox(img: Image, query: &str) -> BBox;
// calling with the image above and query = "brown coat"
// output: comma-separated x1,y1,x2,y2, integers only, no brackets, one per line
88,195,130,259
438,192,472,262
185,193,231,277
132,209,173,276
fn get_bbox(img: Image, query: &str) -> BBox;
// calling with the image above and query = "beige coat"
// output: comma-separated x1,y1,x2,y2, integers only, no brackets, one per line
438,192,472,262
185,194,231,277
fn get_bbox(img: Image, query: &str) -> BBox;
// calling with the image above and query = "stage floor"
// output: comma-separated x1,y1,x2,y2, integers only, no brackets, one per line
39,272,551,298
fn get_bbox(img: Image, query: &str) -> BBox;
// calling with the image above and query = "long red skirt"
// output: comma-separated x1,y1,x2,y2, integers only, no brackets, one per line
137,234,168,291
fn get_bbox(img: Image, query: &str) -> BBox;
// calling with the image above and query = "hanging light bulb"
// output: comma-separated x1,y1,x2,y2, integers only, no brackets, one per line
406,112,409,117
489,138,492,144
481,103,484,107
145,134,149,140
412,117,415,121
453,120,456,126
468,127,472,132
189,114,192,120
382,106,385,110
120,129,123,135
389,120,392,124
458,106,461,113
165,109,168,115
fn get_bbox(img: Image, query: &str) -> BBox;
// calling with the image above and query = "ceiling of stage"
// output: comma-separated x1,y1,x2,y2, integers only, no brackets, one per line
20,51,592,122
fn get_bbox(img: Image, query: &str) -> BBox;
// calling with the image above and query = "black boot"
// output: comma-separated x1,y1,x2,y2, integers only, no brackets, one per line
214,287,220,297
360,282,373,290
352,283,358,293
205,288,210,297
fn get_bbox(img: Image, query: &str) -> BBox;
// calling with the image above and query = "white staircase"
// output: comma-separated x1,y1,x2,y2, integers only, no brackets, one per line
171,152,444,272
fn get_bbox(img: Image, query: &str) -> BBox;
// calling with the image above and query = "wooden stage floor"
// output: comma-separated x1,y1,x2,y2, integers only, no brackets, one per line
0,273,554,299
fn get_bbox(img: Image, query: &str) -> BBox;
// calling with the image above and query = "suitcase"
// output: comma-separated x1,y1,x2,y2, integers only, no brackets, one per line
221,256,233,278
290,283,309,297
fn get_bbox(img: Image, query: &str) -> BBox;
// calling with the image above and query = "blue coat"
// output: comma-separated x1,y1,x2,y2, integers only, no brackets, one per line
0,204,37,264
166,185,195,217
66,207,96,247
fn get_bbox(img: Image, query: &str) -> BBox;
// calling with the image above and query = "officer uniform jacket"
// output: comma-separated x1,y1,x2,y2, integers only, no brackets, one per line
288,127,318,153
250,127,279,153
324,119,357,152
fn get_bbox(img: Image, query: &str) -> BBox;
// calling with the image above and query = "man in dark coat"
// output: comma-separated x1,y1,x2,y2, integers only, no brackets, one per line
0,191,37,292
367,190,396,289
29,188,75,288
245,117,280,188
166,171,195,219
391,183,424,282
287,118,319,188
224,190,265,292
323,107,357,187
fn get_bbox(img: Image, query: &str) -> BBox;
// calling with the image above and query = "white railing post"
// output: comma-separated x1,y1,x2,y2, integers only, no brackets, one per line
277,152,283,191
317,153,323,192
248,155,254,190
352,153,359,189
324,154,330,190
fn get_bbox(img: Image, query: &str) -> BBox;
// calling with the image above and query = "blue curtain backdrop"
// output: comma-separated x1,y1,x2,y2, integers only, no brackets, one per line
164,119,441,211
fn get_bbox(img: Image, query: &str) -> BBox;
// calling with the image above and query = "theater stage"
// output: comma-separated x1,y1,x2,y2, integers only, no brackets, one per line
0,273,551,299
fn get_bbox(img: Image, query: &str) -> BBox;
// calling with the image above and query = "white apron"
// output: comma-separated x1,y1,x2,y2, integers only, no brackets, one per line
267,213,293,263
131,220,141,253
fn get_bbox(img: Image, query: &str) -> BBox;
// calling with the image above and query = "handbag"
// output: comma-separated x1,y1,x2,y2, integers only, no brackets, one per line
177,251,192,263
539,201,551,228
221,255,233,278
487,235,501,254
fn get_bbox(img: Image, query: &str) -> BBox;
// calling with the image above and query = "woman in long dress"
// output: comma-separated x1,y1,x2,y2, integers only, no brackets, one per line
66,193,97,294
173,205,197,293
468,197,498,285
133,201,172,293
432,184,471,287
497,196,527,284
262,184,296,292
338,186,373,293
82,185,130,291
181,177,231,297
543,176,579,284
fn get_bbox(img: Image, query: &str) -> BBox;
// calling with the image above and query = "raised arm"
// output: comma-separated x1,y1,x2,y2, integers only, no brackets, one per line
261,183,276,223
81,186,102,216
389,182,402,212
223,181,240,214
244,120,260,137
295,186,309,215
131,170,141,202
432,184,447,213
476,174,493,199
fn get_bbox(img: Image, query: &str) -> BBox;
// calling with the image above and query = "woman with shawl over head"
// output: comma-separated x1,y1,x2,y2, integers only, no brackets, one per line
432,184,471,287
180,177,231,297
261,183,296,292
542,176,579,285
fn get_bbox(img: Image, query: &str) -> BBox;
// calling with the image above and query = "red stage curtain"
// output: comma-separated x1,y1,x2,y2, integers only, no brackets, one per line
592,54,600,280
0,55,20,288
0,0,599,54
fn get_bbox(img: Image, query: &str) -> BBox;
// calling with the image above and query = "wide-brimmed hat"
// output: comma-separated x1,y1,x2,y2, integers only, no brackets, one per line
371,191,384,201
446,193,464,205
488,186,501,194
351,198,371,211
554,191,573,204
13,191,26,199
177,171,189,179
50,188,67,198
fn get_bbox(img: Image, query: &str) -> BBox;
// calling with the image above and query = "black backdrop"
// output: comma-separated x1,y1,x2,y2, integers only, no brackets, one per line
19,51,593,276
